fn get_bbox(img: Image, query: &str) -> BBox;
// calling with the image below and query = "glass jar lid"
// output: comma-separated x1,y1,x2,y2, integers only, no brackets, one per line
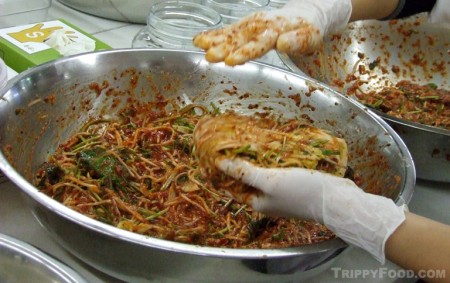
204,0,270,24
132,1,223,50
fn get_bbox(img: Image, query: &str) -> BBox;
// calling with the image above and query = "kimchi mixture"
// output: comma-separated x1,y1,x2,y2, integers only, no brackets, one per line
354,80,450,130
35,100,336,249
193,112,349,182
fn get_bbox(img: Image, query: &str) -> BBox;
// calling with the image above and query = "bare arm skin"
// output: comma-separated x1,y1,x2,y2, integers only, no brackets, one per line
350,0,400,21
385,212,450,283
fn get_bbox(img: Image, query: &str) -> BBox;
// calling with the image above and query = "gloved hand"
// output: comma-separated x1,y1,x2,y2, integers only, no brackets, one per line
218,158,406,264
193,0,352,66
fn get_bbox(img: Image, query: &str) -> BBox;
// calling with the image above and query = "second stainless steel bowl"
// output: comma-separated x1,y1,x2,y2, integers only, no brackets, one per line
279,18,449,182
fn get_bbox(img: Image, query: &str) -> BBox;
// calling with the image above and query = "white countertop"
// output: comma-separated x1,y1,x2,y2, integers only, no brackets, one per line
0,1,449,282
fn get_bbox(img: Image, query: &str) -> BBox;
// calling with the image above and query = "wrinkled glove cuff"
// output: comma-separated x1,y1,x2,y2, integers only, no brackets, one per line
278,0,352,35
322,179,406,264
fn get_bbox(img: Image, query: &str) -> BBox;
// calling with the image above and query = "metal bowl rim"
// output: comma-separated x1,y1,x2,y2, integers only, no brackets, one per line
0,233,88,283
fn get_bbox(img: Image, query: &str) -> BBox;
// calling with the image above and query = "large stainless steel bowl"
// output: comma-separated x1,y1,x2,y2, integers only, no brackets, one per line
0,233,87,283
278,18,450,182
0,49,414,282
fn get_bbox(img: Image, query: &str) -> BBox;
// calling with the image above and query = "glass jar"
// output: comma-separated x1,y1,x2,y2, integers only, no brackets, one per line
268,0,289,9
0,0,52,28
132,1,223,50
204,0,270,24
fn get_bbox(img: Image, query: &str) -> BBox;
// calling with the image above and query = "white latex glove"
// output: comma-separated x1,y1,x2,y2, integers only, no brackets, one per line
429,0,450,28
218,158,406,264
193,0,352,65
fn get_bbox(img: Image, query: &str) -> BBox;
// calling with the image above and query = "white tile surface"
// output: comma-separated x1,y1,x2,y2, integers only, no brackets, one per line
95,24,143,48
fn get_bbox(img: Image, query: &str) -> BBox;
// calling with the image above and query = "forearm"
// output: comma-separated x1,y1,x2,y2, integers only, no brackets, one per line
385,212,450,282
350,0,400,21
350,0,439,22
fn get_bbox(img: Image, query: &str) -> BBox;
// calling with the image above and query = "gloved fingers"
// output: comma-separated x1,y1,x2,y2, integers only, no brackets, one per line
193,24,236,50
249,193,268,212
224,29,278,66
220,177,294,218
194,12,284,64
200,28,249,63
205,43,237,63
276,25,322,55
220,185,256,205
250,193,312,219
217,158,269,189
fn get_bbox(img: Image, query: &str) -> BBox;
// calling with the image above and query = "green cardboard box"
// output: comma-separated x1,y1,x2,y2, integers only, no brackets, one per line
0,19,111,73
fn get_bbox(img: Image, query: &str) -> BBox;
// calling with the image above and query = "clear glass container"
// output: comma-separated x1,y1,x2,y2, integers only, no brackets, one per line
204,0,270,24
268,0,288,9
0,0,53,28
132,1,222,50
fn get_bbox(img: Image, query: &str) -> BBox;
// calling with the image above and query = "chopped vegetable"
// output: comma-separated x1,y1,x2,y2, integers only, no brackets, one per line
77,146,131,190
